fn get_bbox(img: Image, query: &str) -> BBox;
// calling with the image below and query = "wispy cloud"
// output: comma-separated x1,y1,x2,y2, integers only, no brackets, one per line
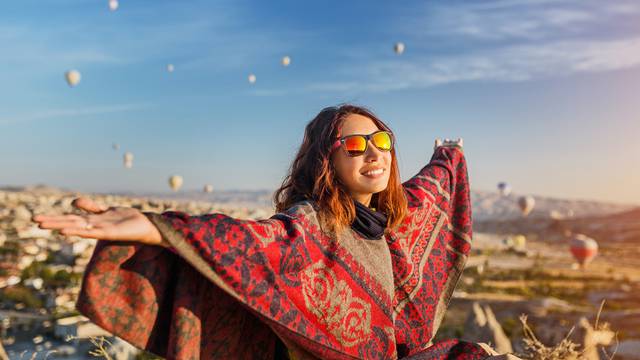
0,103,149,125
302,36,640,94
296,0,640,94
0,1,292,72
404,0,639,42
0,25,130,67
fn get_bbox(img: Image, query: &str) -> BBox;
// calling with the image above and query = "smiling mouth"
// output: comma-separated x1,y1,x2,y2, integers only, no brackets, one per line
361,168,385,177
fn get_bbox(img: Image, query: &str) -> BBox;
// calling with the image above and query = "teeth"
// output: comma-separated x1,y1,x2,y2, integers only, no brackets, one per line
363,169,383,176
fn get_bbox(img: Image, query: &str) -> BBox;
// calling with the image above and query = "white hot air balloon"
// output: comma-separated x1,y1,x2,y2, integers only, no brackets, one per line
203,184,213,193
281,56,291,67
517,195,535,216
570,234,598,268
394,42,405,55
123,152,133,169
169,175,183,191
108,0,119,11
167,64,175,73
65,70,81,87
248,74,256,84
497,182,511,196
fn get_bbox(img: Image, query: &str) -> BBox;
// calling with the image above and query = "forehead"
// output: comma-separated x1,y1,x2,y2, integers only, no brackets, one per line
340,114,379,136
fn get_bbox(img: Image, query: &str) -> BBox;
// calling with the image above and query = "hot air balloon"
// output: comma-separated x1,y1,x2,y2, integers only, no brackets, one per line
570,234,598,268
65,70,81,87
108,0,119,11
511,234,526,249
123,152,133,169
169,175,183,191
248,74,256,84
518,195,535,216
497,182,511,196
203,184,213,193
394,42,405,55
167,64,175,73
549,210,564,220
281,56,291,67
112,143,119,151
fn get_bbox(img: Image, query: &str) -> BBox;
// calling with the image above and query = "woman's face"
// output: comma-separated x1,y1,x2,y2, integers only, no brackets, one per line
331,114,392,207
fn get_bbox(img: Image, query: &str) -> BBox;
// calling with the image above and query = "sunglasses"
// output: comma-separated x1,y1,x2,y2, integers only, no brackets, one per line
331,130,394,157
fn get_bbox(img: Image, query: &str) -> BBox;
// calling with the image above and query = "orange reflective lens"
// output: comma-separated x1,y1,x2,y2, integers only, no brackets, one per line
340,131,393,156
343,136,367,155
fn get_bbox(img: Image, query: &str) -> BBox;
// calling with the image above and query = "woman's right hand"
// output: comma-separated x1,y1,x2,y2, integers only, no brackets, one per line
32,197,167,248
434,137,464,150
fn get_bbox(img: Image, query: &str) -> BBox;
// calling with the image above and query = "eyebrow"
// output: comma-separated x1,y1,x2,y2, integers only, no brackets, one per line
340,129,381,137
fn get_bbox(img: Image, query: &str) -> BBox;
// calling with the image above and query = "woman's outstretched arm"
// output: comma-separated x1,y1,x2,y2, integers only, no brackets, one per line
34,199,396,359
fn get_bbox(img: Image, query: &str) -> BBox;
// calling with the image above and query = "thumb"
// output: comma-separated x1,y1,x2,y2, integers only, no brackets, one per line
72,197,109,214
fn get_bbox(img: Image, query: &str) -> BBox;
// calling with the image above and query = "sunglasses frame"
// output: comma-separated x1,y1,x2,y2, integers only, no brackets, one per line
331,130,395,157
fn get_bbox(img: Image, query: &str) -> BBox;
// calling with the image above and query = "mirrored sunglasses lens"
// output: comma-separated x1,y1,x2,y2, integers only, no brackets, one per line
372,132,392,151
344,136,366,156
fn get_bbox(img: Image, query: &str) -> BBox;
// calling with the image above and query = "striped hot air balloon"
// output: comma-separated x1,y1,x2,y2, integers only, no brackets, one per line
570,234,598,268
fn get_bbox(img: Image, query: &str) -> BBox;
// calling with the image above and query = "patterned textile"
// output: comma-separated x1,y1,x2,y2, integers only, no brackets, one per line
76,146,490,359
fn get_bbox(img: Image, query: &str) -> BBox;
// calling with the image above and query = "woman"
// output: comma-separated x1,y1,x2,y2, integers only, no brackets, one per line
34,105,506,359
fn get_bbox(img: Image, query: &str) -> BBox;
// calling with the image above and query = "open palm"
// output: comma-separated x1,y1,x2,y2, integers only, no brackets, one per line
32,197,165,247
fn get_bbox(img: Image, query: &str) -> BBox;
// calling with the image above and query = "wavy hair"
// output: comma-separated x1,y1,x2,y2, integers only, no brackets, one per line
273,104,407,235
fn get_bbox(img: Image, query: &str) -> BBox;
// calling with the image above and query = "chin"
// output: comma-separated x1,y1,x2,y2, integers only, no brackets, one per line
361,184,388,195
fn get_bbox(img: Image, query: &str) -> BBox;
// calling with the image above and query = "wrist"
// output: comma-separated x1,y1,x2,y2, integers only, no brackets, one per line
148,225,168,248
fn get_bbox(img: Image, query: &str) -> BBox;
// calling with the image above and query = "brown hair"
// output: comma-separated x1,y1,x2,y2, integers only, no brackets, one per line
273,104,407,235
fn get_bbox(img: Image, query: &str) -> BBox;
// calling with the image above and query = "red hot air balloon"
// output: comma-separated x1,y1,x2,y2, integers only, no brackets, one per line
570,234,598,268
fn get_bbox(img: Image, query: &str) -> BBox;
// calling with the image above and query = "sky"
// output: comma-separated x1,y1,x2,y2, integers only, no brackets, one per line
1,0,639,205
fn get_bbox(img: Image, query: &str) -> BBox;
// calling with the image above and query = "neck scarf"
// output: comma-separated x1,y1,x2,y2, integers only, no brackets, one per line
351,200,388,240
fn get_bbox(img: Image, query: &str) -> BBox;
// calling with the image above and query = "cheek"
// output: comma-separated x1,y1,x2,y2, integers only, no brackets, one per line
332,154,358,183
384,155,393,180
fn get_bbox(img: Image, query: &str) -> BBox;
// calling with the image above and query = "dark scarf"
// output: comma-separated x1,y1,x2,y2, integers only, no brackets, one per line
351,200,388,240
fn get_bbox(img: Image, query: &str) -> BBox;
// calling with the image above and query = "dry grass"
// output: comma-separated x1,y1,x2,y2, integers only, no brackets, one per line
516,300,619,360
66,335,114,359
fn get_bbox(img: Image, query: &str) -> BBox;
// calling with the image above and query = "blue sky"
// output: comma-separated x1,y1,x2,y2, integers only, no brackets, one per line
1,0,639,204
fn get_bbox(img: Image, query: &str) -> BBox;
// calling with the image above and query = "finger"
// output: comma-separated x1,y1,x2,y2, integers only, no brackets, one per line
72,197,109,214
33,214,84,224
38,221,83,230
38,216,94,229
60,227,108,240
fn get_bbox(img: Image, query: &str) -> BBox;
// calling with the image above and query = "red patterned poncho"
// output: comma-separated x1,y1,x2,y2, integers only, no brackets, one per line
76,145,495,359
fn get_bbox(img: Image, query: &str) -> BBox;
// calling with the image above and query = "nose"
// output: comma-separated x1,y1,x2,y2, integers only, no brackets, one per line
363,140,383,162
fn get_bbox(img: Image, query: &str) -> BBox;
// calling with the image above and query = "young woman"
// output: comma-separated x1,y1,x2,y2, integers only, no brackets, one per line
34,105,508,359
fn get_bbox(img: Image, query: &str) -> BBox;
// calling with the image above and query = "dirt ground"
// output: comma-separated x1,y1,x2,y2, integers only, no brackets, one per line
436,231,640,358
